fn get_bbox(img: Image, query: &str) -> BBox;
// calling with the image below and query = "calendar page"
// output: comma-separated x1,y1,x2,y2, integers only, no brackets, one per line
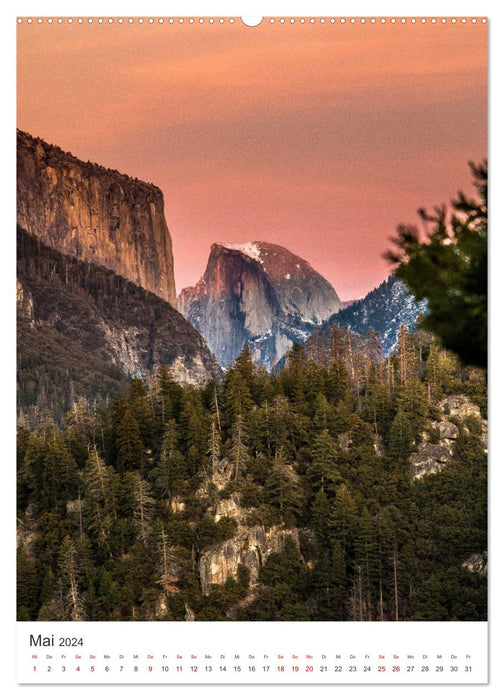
14,1,489,689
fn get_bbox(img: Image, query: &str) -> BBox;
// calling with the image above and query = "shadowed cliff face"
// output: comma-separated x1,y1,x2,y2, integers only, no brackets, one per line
178,241,342,369
17,227,222,422
17,130,176,305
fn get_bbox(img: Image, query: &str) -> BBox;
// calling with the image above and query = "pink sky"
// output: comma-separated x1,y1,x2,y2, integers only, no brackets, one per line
17,19,487,300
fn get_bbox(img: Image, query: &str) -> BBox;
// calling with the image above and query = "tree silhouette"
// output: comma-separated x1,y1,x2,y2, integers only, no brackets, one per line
386,161,487,368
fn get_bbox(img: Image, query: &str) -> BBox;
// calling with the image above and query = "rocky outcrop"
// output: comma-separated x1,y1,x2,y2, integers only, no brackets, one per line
410,395,487,479
439,395,488,447
196,460,304,596
16,280,35,327
17,227,221,419
199,519,300,595
410,442,455,479
178,241,342,369
17,130,176,305
462,552,488,577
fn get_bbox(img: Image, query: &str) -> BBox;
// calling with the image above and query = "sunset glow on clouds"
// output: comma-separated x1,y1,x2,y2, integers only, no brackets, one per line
17,19,487,299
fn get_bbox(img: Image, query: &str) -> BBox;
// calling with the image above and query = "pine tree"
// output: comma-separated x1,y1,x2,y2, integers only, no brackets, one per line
329,542,347,620
24,424,78,511
107,392,128,463
179,389,210,473
230,414,249,481
326,358,351,407
330,483,358,553
282,343,309,414
65,398,96,468
82,446,112,506
207,419,222,476
304,360,327,407
17,542,40,620
126,472,155,545
425,341,459,401
264,449,304,525
425,341,441,402
306,429,342,496
307,327,330,367
354,507,380,621
39,566,57,611
376,505,405,621
348,565,365,621
388,409,415,458
366,329,384,371
311,488,331,545
233,344,257,387
223,347,255,424
19,429,44,511
157,365,184,420
56,535,85,621
346,414,377,473
396,377,429,441
94,566,120,619
152,520,180,595
127,378,156,448
153,420,185,499
329,325,347,363
362,365,393,437
81,447,117,549
269,395,294,457
386,161,487,368
312,392,337,435
211,383,222,432
115,408,145,473
398,324,409,384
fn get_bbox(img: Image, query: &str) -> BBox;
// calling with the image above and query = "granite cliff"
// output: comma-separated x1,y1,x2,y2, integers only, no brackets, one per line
17,130,176,305
178,241,342,368
17,227,221,423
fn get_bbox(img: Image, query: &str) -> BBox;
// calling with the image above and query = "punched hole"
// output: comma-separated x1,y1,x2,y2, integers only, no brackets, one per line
241,17,263,27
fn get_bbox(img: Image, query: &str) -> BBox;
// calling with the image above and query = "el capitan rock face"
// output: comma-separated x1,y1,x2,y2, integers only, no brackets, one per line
17,130,176,305
178,241,343,368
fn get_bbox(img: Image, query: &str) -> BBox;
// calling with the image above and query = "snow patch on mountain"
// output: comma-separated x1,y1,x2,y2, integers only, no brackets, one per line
320,275,428,357
219,242,263,263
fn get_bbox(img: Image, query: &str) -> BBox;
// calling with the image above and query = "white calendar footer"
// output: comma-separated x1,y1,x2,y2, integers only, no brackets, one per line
17,620,488,684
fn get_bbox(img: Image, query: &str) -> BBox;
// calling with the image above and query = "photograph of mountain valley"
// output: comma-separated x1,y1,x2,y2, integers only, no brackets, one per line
16,18,487,622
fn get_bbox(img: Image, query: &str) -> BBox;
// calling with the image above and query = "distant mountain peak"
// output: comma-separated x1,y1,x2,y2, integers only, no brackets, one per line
210,241,315,280
178,241,342,369
320,275,428,356
215,241,263,262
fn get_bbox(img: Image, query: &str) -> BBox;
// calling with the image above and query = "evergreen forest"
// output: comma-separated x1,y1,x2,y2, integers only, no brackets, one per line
17,327,487,622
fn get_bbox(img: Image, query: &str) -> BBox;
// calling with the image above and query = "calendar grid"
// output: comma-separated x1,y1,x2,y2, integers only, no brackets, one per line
17,621,488,684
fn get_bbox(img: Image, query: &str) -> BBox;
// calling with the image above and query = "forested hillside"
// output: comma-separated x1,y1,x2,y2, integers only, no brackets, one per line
17,226,221,425
17,327,487,622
